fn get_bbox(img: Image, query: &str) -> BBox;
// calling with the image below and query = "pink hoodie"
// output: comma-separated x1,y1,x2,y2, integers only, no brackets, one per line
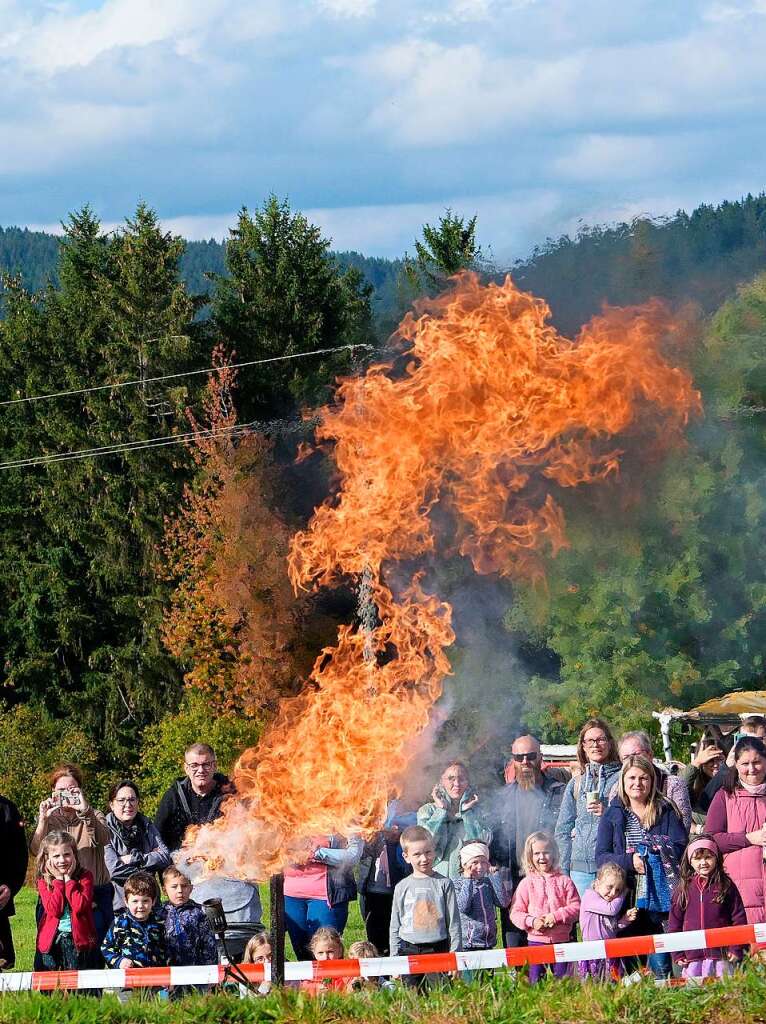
510,871,580,943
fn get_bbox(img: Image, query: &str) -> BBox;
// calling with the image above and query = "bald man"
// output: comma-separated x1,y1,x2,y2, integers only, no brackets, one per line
489,735,567,947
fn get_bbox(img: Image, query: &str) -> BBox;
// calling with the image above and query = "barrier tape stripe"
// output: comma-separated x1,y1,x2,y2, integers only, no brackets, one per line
0,922,761,991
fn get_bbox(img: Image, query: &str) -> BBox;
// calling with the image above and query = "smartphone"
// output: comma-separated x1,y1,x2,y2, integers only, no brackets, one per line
435,785,450,804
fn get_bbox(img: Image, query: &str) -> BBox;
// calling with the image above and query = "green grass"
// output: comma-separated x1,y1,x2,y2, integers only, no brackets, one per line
0,966,766,1023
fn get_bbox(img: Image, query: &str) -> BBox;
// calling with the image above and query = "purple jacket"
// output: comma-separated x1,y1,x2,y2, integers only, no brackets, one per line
579,887,631,941
666,877,747,961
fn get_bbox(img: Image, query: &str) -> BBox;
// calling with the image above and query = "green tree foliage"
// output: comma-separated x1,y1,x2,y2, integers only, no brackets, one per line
514,194,766,334
0,701,103,826
507,274,766,739
0,205,203,760
401,209,482,300
133,691,263,815
211,196,375,419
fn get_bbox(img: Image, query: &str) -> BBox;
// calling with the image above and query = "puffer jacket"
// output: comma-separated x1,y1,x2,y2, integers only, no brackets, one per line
555,762,621,875
705,787,766,923
509,871,580,943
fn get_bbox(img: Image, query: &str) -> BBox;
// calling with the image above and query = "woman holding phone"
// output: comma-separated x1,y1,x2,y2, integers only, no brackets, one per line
30,763,113,950
417,762,491,878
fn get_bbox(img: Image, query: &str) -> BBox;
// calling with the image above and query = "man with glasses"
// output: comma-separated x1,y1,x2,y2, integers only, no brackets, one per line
154,743,230,853
154,742,263,962
489,735,567,947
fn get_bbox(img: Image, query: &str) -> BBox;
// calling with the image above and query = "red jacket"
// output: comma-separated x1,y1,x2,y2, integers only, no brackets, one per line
37,871,98,953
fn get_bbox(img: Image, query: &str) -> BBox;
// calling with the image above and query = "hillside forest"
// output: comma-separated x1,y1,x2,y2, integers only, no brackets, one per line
2,192,766,817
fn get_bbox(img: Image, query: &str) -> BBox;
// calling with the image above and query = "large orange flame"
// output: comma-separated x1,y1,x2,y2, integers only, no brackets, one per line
180,272,700,878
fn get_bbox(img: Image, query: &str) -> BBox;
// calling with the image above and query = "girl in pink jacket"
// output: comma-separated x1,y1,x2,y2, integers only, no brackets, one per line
510,831,580,982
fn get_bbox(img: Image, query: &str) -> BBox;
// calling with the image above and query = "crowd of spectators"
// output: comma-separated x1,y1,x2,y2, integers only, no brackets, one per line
1,717,765,993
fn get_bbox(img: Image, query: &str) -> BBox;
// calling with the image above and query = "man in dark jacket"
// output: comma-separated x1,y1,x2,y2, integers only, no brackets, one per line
489,735,567,946
0,794,28,968
154,743,234,853
154,742,262,962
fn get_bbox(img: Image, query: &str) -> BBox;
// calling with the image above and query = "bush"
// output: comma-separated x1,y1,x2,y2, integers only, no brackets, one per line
0,701,103,826
133,690,263,815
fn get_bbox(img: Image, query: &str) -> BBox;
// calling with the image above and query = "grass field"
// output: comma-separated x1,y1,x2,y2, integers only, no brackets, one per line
8,886,766,1022
0,964,765,1023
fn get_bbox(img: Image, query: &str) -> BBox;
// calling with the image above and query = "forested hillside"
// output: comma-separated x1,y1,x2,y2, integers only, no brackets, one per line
5,193,766,334
2,193,766,819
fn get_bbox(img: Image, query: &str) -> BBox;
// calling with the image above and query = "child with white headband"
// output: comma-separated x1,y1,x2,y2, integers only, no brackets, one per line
667,835,747,978
452,841,511,951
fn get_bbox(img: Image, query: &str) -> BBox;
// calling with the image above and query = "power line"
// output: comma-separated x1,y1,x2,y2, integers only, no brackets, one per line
0,421,257,470
0,343,374,408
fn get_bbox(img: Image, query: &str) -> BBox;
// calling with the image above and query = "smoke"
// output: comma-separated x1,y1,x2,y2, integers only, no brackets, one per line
178,272,699,880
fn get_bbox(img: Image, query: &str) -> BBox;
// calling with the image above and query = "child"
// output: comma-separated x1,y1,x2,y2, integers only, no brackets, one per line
346,940,393,992
510,831,580,983
667,835,747,978
161,865,218,967
578,862,637,980
452,841,511,950
389,825,461,990
36,830,99,970
300,927,347,995
241,931,274,997
102,870,168,969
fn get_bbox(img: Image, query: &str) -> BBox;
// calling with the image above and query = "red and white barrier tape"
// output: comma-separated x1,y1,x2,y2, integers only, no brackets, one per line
2,922,761,991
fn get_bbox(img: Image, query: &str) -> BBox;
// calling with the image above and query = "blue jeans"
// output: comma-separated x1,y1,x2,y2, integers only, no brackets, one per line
570,870,596,898
284,897,349,961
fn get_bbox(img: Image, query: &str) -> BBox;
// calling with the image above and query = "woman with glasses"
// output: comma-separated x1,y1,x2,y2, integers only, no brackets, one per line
105,780,171,910
555,718,621,897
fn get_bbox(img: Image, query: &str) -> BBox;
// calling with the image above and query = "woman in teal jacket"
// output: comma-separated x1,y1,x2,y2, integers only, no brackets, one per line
417,761,491,878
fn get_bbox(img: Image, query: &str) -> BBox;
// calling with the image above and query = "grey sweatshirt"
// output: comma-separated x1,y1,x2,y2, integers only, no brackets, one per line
389,873,462,953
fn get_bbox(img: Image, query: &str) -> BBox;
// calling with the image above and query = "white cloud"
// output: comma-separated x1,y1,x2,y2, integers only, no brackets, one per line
316,0,377,16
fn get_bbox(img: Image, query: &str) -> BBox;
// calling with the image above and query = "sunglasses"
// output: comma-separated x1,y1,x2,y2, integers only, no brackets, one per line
513,752,539,763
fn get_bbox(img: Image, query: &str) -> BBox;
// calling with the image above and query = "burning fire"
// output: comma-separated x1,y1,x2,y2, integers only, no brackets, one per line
180,271,700,878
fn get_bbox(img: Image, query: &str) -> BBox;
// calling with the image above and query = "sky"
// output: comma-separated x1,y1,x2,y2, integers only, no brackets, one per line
1,0,766,261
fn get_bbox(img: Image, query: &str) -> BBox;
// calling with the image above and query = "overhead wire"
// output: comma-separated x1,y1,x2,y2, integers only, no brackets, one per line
0,342,371,469
0,342,374,407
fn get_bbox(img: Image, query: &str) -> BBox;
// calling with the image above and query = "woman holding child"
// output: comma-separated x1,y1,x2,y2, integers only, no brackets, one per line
417,762,490,878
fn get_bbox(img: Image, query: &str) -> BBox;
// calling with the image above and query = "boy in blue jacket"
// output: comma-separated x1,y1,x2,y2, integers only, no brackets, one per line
101,871,167,969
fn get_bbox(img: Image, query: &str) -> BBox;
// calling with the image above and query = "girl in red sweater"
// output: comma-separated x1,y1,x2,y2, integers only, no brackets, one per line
37,830,99,969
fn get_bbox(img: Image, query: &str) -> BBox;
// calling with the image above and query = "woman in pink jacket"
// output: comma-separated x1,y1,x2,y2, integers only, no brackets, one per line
510,831,580,981
705,736,766,925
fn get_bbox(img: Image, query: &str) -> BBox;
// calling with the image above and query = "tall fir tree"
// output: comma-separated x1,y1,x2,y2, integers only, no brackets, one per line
0,205,203,759
211,195,374,421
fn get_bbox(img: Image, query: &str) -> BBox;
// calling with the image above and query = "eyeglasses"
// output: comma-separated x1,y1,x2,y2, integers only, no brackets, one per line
513,752,539,763
114,797,137,805
584,737,608,746
185,762,215,772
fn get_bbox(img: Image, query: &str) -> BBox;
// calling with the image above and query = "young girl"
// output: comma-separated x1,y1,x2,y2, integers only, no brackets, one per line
578,862,638,980
301,927,347,995
510,831,580,983
667,835,747,978
36,830,99,970
241,931,274,997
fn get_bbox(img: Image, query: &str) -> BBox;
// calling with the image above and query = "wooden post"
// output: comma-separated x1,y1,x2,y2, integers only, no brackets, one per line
269,873,286,985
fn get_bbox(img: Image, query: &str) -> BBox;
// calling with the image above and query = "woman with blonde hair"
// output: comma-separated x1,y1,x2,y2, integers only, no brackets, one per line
555,718,621,896
596,754,687,978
